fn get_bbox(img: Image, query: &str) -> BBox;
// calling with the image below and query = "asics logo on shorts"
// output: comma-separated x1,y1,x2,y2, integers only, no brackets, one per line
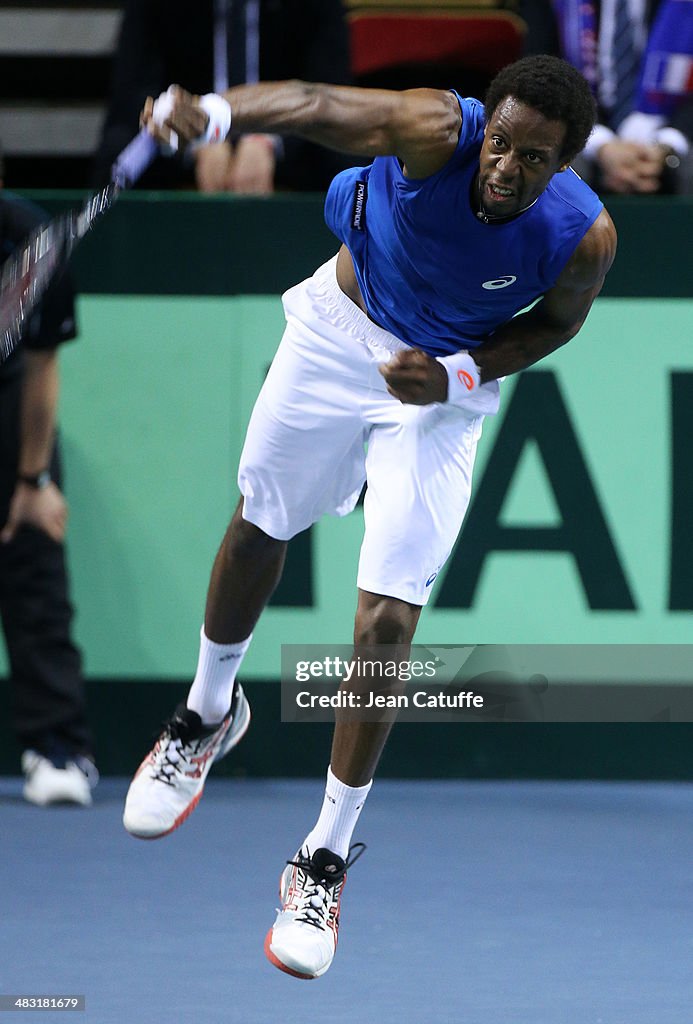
481,275,517,290
457,370,475,390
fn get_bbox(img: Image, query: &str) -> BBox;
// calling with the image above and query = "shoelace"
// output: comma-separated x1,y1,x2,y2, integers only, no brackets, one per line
150,721,199,786
294,880,331,929
149,708,231,785
287,843,367,930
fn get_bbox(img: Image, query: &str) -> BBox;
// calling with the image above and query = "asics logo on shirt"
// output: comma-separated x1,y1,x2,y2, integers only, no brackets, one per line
481,276,517,290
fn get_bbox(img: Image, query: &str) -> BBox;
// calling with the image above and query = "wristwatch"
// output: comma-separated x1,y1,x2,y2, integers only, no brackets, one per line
18,469,51,490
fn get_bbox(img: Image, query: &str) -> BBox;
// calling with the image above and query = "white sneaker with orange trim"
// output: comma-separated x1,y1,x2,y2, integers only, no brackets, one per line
122,683,250,839
264,843,366,979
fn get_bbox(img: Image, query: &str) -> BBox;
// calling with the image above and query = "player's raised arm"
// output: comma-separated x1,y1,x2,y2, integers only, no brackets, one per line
142,82,462,179
472,207,618,384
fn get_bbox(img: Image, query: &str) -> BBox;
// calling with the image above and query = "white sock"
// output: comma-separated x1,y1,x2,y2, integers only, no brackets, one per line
302,766,372,860
186,627,252,725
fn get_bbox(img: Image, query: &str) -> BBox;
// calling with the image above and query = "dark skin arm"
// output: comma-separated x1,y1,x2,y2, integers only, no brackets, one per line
142,81,462,178
380,208,617,404
145,83,617,404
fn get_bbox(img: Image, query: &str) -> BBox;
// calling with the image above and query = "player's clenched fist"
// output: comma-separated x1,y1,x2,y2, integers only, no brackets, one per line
142,86,232,152
378,348,448,405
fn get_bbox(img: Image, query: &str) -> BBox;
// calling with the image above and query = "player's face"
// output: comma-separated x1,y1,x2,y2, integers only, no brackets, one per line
478,97,569,217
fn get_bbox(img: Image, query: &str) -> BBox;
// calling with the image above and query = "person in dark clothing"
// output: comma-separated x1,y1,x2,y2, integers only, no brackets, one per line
92,0,352,192
0,155,97,806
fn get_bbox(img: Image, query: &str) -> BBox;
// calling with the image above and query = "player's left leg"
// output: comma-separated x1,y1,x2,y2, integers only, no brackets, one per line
330,590,422,785
265,392,495,979
265,589,421,979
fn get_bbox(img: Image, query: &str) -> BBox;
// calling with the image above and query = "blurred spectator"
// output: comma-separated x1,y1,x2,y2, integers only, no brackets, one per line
521,0,693,193
0,144,98,806
92,0,352,192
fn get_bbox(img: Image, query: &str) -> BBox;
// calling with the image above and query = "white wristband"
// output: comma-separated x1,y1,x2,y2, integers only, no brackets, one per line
196,93,233,147
151,86,179,153
436,350,482,406
150,88,232,153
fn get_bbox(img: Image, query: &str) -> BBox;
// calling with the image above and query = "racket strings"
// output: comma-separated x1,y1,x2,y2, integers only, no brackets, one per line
0,184,116,362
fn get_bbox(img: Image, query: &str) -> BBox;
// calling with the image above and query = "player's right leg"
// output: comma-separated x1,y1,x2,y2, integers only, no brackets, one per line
123,257,371,839
122,503,279,838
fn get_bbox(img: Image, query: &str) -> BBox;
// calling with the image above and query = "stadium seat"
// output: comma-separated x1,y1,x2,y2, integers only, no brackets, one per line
347,6,526,92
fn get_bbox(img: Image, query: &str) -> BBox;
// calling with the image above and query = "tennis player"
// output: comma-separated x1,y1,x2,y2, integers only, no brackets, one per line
123,56,616,979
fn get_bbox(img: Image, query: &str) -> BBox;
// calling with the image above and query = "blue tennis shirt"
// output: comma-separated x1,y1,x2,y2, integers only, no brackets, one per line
324,93,603,357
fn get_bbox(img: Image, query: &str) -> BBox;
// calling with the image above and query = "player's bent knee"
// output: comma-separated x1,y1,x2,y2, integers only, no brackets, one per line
226,501,287,559
354,594,420,647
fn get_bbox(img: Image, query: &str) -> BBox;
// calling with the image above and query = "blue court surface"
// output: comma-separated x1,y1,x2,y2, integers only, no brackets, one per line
2,778,692,1024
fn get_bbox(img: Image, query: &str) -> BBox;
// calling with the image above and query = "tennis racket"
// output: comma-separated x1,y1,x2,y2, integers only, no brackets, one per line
0,129,159,363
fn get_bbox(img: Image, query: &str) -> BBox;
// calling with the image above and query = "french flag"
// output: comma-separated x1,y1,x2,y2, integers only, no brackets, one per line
637,0,693,115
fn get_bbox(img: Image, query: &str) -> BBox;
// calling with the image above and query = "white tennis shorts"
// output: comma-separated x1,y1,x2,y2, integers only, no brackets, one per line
238,255,501,606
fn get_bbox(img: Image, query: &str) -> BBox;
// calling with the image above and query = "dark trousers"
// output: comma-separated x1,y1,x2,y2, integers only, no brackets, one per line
0,370,93,756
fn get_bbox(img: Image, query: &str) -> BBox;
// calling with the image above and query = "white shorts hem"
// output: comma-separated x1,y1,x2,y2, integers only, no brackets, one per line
240,503,305,543
356,577,430,608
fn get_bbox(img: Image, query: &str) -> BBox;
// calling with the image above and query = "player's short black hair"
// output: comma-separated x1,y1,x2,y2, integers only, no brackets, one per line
484,55,597,162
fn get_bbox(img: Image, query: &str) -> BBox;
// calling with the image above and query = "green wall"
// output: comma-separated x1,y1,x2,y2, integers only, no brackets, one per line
1,294,690,681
